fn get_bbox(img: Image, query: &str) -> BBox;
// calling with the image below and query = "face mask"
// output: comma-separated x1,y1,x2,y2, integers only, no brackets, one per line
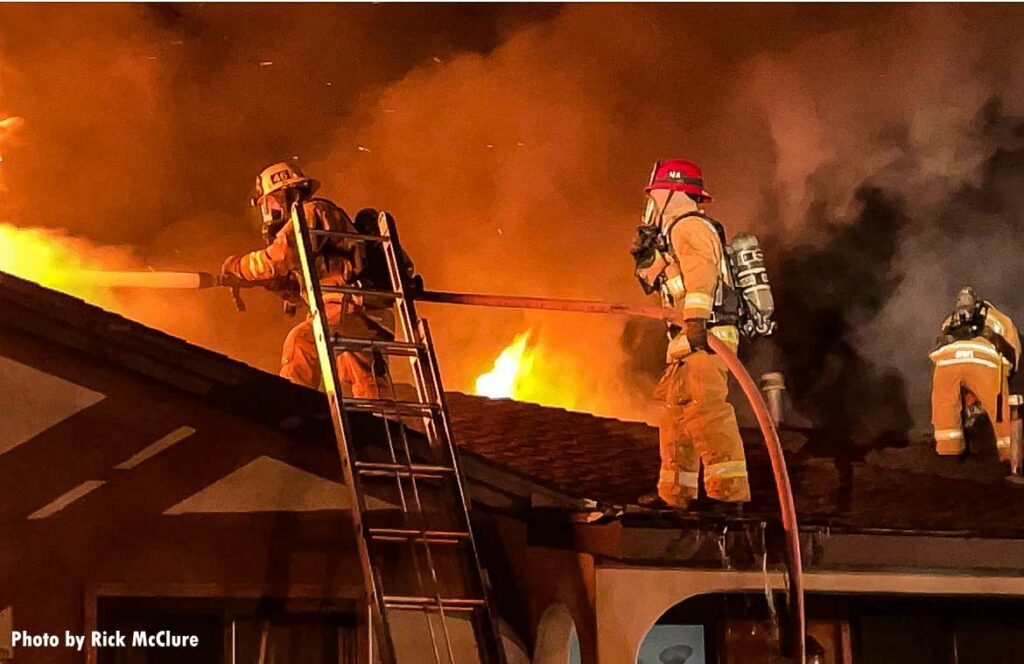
257,191,293,243
259,193,287,225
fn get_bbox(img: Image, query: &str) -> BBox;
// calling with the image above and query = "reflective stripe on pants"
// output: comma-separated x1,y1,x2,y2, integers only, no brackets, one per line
706,459,748,480
660,468,700,488
655,351,751,504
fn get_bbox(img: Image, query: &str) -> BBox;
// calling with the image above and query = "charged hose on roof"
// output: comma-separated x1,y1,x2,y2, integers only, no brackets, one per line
418,289,806,663
707,332,805,663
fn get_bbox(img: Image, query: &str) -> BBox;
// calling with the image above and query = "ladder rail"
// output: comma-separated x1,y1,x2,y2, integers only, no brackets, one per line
377,213,457,471
419,317,508,663
376,212,505,663
370,225,463,662
289,203,400,662
374,353,454,661
375,392,449,664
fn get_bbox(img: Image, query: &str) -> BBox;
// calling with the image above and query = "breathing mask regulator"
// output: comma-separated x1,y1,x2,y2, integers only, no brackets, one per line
629,194,670,295
255,189,302,244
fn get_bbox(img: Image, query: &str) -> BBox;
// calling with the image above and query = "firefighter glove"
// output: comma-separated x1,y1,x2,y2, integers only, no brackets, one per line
220,255,244,281
684,319,709,352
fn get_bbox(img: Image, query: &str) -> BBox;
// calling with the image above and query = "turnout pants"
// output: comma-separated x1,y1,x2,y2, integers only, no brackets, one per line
281,301,393,398
930,341,1011,460
654,350,751,506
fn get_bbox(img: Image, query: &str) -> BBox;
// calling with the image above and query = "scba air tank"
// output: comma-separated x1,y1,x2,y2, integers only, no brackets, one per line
729,233,776,337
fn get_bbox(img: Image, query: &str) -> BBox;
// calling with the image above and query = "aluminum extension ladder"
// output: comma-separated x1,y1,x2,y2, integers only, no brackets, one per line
289,204,506,664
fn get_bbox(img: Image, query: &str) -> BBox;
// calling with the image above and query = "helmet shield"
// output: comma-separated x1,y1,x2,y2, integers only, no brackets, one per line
642,195,660,227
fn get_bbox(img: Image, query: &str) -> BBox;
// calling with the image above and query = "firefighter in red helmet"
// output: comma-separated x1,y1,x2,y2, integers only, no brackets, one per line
220,162,394,397
631,159,750,509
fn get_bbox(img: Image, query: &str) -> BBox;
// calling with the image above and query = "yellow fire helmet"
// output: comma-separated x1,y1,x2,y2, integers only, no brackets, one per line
250,162,321,207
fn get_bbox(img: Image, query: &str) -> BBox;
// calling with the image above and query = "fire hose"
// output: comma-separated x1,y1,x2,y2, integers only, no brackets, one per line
418,289,805,663
79,270,247,310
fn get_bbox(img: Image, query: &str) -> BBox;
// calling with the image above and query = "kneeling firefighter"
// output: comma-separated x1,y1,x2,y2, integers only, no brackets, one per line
220,162,397,397
930,286,1020,461
631,159,776,510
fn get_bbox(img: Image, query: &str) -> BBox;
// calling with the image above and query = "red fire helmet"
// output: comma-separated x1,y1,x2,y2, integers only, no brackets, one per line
645,158,712,201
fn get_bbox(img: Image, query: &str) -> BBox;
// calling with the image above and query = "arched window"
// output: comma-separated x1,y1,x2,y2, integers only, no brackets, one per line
534,603,582,664
637,624,706,664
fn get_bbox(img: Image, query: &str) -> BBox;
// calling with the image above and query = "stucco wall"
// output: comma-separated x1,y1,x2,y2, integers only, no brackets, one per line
595,566,1024,664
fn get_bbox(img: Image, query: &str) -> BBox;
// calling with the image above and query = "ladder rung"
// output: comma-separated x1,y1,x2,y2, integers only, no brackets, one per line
384,596,487,612
344,398,439,416
330,337,424,356
308,228,389,243
369,527,471,543
322,285,402,299
355,461,456,478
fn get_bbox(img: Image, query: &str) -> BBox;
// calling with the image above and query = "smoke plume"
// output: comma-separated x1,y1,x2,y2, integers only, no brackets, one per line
3,5,1024,433
769,187,912,446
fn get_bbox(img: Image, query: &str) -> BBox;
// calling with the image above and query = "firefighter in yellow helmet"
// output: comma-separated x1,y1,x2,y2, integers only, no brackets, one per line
930,286,1020,461
632,159,749,509
220,162,395,397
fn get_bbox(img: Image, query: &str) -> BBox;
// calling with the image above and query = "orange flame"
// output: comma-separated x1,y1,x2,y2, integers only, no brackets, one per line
472,330,591,412
474,331,536,399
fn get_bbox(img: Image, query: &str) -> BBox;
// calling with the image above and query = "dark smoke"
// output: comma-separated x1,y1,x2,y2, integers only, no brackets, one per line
857,97,1024,438
769,187,912,447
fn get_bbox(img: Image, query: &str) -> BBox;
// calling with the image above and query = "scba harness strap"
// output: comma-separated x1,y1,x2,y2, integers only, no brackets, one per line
660,211,741,328
942,301,1018,376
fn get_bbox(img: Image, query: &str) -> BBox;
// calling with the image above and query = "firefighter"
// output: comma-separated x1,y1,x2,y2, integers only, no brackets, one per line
930,286,1020,461
220,162,394,397
632,159,749,509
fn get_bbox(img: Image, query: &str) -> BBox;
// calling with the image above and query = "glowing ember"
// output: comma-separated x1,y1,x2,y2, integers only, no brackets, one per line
474,331,535,399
